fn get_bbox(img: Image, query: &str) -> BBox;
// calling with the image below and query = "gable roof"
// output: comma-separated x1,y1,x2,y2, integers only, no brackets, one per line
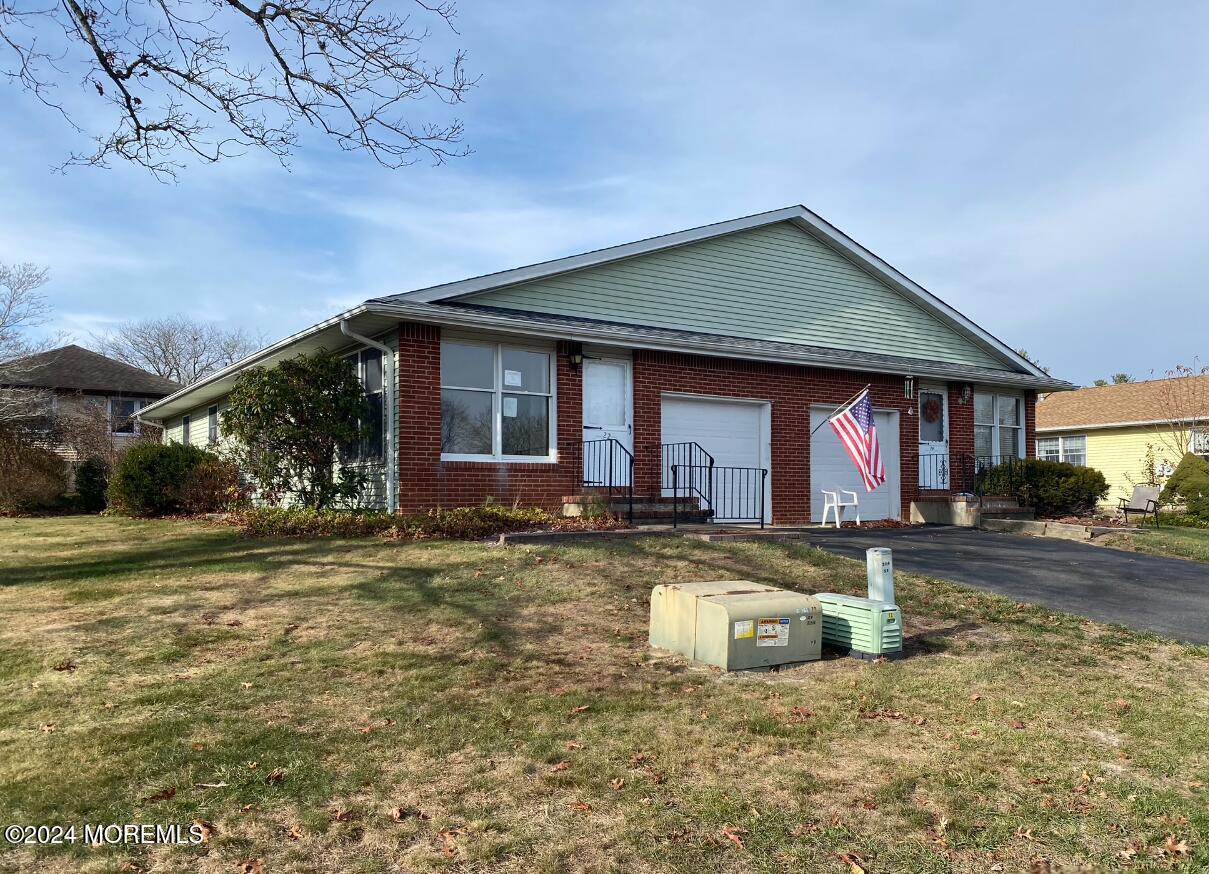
1036,375,1209,431
382,204,1051,380
0,344,181,396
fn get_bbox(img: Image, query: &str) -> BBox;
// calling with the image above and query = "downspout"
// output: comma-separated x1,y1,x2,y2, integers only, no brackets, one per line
340,320,397,513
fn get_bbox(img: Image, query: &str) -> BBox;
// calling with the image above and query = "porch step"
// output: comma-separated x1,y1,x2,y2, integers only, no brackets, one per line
562,494,708,521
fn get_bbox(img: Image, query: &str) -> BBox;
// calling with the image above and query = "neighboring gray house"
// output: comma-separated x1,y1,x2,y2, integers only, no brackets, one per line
139,205,1071,524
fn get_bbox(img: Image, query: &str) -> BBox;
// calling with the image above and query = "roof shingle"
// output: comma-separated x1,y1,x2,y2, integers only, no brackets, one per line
1036,375,1209,430
0,344,180,396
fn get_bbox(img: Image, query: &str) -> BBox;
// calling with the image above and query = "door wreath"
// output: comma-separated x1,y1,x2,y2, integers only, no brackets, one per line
922,397,942,424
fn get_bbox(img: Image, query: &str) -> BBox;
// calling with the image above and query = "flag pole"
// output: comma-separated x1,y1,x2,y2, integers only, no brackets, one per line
809,384,872,436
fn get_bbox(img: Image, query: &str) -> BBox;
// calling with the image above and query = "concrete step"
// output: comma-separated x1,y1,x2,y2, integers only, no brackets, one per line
981,508,1036,520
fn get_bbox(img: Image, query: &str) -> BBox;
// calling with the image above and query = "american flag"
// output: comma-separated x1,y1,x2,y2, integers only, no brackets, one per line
828,389,886,492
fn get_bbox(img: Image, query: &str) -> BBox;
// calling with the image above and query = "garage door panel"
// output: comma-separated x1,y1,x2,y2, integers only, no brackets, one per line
810,407,900,522
661,396,768,522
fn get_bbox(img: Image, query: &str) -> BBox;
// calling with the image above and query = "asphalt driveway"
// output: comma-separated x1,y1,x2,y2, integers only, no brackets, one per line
805,526,1209,644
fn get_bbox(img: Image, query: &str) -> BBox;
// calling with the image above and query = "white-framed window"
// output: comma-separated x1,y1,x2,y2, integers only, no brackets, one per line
181,414,191,445
207,405,219,445
1037,435,1085,466
974,392,1025,459
440,339,554,461
343,348,385,463
1191,429,1209,457
109,397,144,435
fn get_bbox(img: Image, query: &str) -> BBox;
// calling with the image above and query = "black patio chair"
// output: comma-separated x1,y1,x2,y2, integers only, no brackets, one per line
1118,485,1161,528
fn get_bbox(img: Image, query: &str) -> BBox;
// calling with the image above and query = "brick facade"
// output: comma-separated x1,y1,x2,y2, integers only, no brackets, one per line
395,323,1036,523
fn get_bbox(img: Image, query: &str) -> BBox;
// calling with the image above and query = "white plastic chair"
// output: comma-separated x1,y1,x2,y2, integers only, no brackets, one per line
821,490,860,529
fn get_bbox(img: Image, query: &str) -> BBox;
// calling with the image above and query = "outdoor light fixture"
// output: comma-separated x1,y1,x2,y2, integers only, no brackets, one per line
960,384,973,404
567,343,584,370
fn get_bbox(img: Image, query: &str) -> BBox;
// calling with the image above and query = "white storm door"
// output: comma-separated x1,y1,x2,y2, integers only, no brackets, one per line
582,358,632,486
918,385,949,489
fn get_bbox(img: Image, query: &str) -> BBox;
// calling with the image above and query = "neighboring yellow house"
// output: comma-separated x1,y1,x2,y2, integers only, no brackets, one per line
1035,375,1209,508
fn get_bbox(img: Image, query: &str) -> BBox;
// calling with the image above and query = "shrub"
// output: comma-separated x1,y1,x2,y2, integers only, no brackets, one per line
0,427,68,512
108,442,216,517
1159,452,1209,519
180,456,250,515
230,504,631,539
977,458,1109,517
231,507,399,538
74,456,109,513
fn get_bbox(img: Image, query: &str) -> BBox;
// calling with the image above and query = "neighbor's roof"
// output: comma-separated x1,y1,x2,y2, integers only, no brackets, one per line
1036,375,1209,431
0,344,181,396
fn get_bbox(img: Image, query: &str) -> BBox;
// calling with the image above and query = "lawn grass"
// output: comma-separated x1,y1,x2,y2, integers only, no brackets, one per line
0,516,1206,873
1099,525,1209,563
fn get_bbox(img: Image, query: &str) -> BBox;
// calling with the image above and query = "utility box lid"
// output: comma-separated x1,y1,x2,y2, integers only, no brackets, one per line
692,590,823,671
649,581,781,658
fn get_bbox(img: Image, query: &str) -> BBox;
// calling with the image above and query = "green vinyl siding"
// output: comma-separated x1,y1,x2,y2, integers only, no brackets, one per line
469,222,1005,369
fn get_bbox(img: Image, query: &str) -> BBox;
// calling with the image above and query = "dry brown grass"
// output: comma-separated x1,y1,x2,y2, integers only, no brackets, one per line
0,516,1205,873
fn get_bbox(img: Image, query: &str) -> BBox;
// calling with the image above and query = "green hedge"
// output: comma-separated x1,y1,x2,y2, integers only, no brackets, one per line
1159,453,1209,519
108,443,219,517
977,458,1109,517
74,457,109,513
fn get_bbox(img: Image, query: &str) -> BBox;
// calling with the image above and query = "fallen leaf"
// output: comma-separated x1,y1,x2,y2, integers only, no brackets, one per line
969,694,983,704
390,806,429,822
240,803,256,813
39,723,56,733
192,820,214,841
1118,841,1142,860
1010,719,1026,730
195,782,229,789
628,752,649,766
609,778,625,791
236,860,263,874
53,659,76,672
264,767,285,785
381,718,396,727
286,824,303,841
836,851,867,874
789,706,813,723
246,761,258,769
143,787,176,802
1164,834,1191,856
226,619,243,627
241,682,253,689
550,760,571,773
569,801,591,812
1028,777,1050,785
439,828,466,859
721,824,746,850
912,715,927,725
568,705,589,716
191,742,205,752
565,740,584,750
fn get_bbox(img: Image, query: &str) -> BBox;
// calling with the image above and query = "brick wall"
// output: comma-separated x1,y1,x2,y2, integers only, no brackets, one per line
632,350,926,524
396,323,581,512
395,322,1032,522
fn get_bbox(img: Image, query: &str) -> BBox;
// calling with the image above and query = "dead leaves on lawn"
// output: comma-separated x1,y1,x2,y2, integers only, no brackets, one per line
264,767,285,785
836,851,868,874
236,860,263,874
142,786,176,803
389,806,430,823
721,824,746,850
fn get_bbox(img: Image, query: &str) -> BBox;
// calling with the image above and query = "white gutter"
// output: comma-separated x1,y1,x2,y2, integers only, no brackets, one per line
1037,417,1207,433
340,320,397,513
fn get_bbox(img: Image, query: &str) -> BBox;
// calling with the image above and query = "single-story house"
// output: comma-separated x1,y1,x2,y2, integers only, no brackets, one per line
1035,375,1209,507
138,206,1072,524
1,344,180,461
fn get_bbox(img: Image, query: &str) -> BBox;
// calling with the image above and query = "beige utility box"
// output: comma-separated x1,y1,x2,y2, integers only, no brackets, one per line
649,581,822,671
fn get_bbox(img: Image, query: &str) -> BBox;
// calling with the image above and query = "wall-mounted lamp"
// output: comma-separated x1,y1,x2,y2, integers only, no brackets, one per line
567,342,584,371
904,376,916,399
959,384,973,405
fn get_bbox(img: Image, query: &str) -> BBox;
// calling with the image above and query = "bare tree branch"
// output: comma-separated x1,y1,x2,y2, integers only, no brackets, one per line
0,261,59,424
91,314,265,384
0,0,474,179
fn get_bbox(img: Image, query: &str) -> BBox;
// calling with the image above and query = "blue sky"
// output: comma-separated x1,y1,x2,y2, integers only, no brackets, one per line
2,2,1207,385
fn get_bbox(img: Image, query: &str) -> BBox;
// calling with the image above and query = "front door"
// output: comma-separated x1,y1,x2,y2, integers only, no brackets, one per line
582,358,632,487
918,385,949,489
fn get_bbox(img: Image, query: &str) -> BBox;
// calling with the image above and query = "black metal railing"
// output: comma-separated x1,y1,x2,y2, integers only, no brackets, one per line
956,453,1029,507
671,463,767,528
580,437,634,522
661,441,714,510
918,453,952,491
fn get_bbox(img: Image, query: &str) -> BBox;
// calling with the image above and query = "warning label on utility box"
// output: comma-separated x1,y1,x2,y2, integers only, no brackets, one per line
756,617,790,647
733,620,754,640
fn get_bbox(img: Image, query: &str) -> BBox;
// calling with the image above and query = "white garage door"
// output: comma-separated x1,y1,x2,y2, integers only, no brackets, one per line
810,406,900,522
662,396,769,522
